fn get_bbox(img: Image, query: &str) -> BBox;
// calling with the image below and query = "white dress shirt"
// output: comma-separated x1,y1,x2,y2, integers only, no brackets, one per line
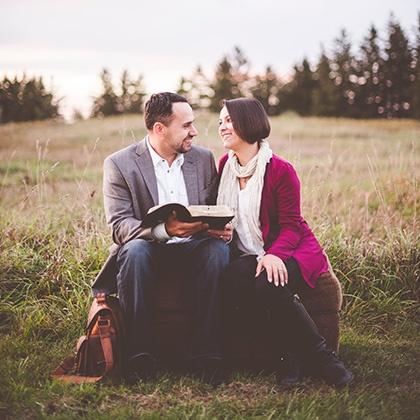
146,138,190,243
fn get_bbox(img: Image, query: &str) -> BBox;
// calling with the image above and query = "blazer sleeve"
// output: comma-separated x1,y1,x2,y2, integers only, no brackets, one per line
103,156,152,245
265,163,304,260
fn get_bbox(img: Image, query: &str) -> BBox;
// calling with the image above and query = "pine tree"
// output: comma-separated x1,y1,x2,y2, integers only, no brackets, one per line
21,78,59,121
0,76,21,123
358,25,386,118
209,47,252,111
330,29,358,117
383,14,413,118
91,69,120,117
0,75,60,123
209,56,238,112
249,66,280,116
91,69,146,118
120,70,146,114
120,70,131,113
284,58,316,116
177,65,212,109
411,13,420,119
311,48,339,116
176,76,189,99
230,46,251,97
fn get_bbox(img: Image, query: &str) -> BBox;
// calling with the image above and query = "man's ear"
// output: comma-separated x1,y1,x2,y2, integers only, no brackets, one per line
153,122,166,136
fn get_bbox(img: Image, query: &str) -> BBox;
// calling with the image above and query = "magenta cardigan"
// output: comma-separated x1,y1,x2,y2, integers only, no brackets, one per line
219,153,329,288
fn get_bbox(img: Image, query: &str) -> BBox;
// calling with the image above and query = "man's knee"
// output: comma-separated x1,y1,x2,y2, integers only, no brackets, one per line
117,239,155,294
118,239,154,264
203,238,230,265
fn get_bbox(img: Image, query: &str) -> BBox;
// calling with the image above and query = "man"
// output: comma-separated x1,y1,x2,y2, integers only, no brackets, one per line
92,92,230,384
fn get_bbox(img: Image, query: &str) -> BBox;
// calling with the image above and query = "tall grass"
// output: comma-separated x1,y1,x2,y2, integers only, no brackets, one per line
0,114,419,418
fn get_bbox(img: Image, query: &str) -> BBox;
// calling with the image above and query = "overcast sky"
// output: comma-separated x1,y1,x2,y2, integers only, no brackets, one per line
1,0,418,118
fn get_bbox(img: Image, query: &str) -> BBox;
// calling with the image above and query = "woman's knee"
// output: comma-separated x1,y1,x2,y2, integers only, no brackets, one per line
222,262,257,312
255,271,294,305
221,257,253,286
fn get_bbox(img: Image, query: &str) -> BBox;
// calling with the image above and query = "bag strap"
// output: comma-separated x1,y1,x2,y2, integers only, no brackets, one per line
97,315,114,375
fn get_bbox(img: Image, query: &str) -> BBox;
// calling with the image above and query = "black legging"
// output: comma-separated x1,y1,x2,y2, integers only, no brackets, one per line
222,255,315,364
222,254,309,305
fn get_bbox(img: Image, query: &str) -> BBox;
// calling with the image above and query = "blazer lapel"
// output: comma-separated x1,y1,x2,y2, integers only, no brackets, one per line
182,152,199,205
134,138,159,205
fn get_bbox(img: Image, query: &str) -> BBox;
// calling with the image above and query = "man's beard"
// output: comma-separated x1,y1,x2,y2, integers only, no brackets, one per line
177,136,193,153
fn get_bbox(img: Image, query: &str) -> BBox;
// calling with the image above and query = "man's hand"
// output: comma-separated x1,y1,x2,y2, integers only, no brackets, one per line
207,223,233,242
255,254,288,287
165,211,209,237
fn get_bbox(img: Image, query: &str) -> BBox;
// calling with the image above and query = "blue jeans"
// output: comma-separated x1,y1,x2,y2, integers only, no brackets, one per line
116,237,230,362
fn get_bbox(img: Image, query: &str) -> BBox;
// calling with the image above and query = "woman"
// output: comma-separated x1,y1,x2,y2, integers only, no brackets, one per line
208,98,353,388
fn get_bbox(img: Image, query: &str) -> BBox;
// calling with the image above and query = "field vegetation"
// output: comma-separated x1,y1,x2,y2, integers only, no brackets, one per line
0,113,419,418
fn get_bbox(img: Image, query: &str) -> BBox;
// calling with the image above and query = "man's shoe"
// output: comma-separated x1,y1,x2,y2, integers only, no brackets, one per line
126,353,157,384
313,350,354,388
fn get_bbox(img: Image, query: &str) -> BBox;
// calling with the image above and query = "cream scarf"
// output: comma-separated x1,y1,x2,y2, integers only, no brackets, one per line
217,140,273,250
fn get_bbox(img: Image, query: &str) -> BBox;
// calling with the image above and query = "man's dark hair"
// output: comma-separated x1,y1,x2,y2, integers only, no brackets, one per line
144,92,188,130
224,98,271,144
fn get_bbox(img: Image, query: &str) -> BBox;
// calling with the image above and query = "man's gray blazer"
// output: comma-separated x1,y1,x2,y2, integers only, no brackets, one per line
91,137,219,295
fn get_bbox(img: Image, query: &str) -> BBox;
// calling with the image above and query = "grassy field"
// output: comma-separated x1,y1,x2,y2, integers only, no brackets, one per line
0,113,419,419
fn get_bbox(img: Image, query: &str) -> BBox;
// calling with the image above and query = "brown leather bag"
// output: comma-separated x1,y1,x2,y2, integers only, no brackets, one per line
52,293,125,383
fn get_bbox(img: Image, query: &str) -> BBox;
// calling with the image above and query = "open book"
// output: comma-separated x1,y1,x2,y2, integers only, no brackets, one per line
142,203,234,230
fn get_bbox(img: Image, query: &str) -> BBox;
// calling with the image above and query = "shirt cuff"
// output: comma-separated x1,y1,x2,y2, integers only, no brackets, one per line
151,222,171,242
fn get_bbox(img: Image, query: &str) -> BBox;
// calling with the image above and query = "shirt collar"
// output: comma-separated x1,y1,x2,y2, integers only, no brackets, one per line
146,136,184,168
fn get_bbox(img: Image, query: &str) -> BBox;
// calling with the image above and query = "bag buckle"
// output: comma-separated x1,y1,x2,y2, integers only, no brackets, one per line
98,318,111,327
96,293,106,304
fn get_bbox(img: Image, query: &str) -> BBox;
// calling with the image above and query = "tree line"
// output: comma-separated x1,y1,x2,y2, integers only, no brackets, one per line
179,14,420,119
1,13,418,123
0,75,60,123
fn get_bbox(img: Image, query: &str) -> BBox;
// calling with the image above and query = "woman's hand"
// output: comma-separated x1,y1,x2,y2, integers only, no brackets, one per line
207,223,233,243
255,254,288,287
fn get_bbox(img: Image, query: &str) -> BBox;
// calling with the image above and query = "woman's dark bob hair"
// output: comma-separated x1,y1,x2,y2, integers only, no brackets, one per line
223,98,271,144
